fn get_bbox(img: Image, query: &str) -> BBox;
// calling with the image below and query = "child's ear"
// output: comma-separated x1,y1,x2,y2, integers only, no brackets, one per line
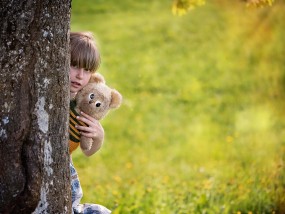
89,72,105,84
110,89,122,108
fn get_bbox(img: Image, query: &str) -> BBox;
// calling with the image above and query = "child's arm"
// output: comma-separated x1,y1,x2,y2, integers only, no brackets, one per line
76,111,105,157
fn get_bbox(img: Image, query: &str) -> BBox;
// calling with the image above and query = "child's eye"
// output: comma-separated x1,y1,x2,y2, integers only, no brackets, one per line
95,101,101,107
89,93,95,99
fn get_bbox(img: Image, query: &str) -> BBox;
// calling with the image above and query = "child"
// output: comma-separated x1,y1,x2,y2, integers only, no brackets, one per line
69,32,111,214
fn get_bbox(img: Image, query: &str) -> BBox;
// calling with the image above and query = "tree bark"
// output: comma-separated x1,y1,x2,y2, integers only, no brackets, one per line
0,0,71,213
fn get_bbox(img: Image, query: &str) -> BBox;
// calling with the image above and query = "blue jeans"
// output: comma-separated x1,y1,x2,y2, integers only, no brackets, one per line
70,162,111,214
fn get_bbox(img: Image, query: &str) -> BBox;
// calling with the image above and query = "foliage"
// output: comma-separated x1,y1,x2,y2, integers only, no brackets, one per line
71,0,285,213
172,0,275,15
172,0,205,16
246,0,275,7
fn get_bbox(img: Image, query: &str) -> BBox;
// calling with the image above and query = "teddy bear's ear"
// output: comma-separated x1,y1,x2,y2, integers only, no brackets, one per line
110,89,122,109
89,72,105,84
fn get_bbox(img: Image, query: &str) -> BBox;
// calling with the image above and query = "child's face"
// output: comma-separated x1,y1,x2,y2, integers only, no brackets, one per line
70,66,92,93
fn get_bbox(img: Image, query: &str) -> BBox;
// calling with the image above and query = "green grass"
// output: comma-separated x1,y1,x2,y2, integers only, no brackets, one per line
71,0,285,213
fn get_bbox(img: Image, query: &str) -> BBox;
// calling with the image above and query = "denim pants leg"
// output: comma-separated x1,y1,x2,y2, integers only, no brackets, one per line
70,162,111,214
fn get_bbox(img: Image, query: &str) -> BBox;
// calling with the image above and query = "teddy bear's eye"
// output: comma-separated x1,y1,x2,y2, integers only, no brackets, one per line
95,101,101,107
89,93,95,100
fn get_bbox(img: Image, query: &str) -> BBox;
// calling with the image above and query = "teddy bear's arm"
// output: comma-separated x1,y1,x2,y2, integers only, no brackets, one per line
81,124,105,157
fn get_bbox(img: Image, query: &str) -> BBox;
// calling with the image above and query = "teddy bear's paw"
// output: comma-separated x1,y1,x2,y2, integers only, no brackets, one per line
80,145,92,151
80,138,93,151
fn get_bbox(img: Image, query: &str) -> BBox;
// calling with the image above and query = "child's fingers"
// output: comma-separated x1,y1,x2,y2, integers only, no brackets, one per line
77,115,92,125
76,125,97,138
75,113,103,139
77,114,101,128
76,125,91,132
79,111,96,123
80,131,94,138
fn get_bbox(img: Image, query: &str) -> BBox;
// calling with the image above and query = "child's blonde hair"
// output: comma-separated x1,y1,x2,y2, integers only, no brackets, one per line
70,32,101,73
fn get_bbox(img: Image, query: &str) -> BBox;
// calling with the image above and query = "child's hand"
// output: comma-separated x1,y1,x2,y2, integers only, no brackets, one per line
76,111,104,141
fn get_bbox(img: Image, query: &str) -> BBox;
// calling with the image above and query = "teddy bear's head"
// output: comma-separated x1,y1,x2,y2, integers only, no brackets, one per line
75,73,122,120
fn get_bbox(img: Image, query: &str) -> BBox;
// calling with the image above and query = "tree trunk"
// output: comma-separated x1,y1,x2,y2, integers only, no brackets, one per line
0,0,71,213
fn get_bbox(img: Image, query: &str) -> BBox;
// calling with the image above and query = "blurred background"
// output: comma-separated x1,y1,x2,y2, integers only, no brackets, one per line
71,0,285,213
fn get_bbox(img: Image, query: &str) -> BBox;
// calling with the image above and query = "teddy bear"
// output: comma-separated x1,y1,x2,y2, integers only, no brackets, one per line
74,73,122,151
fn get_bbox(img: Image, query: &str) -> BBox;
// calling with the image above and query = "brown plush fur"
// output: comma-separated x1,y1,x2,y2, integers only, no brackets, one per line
75,73,122,151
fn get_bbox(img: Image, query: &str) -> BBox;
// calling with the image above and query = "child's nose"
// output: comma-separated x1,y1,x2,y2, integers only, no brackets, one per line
77,68,84,78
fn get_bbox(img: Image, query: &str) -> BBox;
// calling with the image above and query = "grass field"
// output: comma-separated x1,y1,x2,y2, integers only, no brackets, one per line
70,1,285,213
